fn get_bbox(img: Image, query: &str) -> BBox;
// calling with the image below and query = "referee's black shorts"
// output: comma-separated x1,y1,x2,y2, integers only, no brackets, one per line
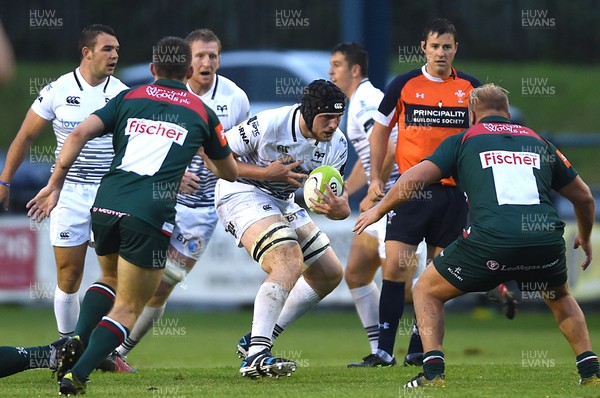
385,184,467,248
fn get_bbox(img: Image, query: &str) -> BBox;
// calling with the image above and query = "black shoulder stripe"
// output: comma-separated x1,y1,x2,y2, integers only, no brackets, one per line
378,68,422,116
455,70,481,89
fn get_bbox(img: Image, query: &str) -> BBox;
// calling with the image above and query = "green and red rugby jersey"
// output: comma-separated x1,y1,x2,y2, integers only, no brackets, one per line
92,79,230,235
427,116,577,247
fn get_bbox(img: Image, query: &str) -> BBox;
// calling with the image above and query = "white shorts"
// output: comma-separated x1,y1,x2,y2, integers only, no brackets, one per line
364,215,387,259
49,182,99,247
215,180,312,245
170,203,218,260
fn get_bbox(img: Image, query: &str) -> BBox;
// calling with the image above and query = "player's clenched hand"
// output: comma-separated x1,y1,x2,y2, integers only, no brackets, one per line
367,178,385,202
179,171,200,194
353,205,385,235
26,185,61,222
573,233,593,270
310,185,350,220
265,158,308,187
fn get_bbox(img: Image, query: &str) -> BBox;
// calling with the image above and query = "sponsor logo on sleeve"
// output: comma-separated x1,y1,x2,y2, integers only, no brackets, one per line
215,123,227,147
555,148,571,168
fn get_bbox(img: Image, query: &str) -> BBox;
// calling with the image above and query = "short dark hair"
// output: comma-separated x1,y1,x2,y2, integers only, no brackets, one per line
152,36,191,80
423,18,458,43
332,42,368,77
185,29,222,53
78,24,117,53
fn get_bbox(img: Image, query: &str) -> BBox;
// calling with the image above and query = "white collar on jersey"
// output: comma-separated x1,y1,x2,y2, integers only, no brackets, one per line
350,78,370,103
187,75,219,100
72,67,111,92
421,64,456,83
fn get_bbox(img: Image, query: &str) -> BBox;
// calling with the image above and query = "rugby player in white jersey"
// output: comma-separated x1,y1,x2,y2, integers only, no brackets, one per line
0,24,127,337
114,29,250,361
216,79,350,378
328,42,427,366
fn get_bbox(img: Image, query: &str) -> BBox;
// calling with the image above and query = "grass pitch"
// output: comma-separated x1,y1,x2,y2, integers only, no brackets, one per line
0,304,598,397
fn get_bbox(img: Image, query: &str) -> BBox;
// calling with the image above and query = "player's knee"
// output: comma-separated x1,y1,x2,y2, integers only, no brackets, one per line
300,227,331,268
162,258,188,286
344,270,367,288
251,222,298,266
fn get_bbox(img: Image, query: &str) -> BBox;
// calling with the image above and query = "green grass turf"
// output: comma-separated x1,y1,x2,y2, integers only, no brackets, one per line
0,305,599,397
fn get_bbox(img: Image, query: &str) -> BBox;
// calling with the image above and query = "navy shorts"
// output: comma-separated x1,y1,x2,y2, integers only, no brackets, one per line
385,184,467,247
92,211,170,269
434,236,568,292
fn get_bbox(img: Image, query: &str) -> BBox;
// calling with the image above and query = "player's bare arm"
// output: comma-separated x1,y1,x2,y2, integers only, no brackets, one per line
0,110,49,210
235,155,308,187
558,175,595,269
380,135,397,186
209,154,238,182
367,121,393,201
344,159,367,197
27,115,105,221
354,160,442,234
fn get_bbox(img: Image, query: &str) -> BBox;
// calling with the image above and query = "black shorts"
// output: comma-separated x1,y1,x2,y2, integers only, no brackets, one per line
434,236,568,292
385,184,467,247
92,211,170,269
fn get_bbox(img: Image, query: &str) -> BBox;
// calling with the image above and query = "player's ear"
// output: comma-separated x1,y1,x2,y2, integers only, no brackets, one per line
420,41,426,52
186,65,194,80
469,109,476,126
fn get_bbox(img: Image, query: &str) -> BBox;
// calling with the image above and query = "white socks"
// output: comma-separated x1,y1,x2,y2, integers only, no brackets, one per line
116,304,166,356
276,276,322,331
349,281,380,354
248,282,289,357
54,286,79,337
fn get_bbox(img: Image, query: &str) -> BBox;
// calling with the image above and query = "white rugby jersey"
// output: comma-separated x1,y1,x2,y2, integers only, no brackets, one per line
31,67,127,184
178,75,250,208
347,79,399,193
223,104,348,200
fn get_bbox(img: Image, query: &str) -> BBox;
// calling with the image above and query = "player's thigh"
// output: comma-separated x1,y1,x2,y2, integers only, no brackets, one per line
112,256,164,327
170,203,218,268
414,261,465,303
217,188,290,247
49,182,97,248
53,244,87,273
96,253,119,285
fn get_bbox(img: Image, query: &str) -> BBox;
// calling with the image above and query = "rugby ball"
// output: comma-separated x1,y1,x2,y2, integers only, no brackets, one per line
303,165,344,213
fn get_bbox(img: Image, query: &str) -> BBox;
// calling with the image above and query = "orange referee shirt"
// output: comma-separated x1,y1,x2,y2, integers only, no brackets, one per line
375,65,480,186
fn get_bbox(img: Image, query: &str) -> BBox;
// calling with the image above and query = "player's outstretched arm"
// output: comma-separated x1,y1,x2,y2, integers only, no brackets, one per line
0,110,49,211
354,160,442,234
367,121,392,201
210,154,238,182
558,175,595,270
